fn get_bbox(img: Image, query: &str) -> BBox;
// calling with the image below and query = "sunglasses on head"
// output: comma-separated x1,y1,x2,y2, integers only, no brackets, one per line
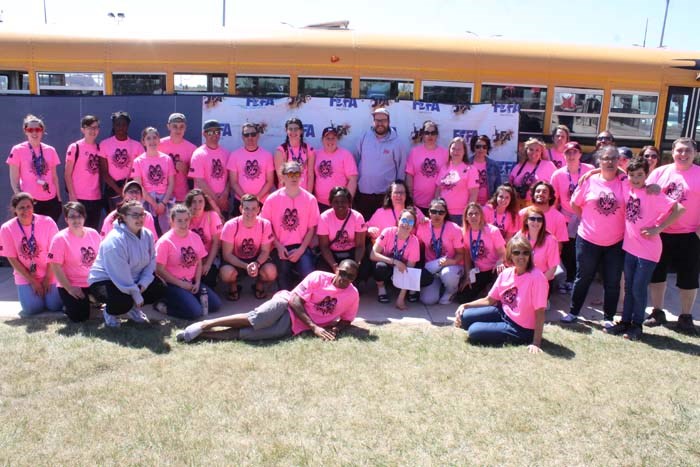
511,249,531,256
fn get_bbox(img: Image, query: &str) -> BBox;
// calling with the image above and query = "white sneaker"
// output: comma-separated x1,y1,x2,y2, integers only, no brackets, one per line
603,319,615,329
103,309,121,328
176,323,204,343
127,308,150,324
438,292,453,305
153,301,168,314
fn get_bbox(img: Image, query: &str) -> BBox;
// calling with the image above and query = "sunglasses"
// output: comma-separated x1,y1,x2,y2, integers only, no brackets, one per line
527,216,544,223
25,127,44,134
643,153,659,159
285,171,302,178
423,130,438,136
597,136,613,141
242,132,258,138
511,250,531,257
399,218,416,227
429,209,446,215
474,144,487,149
205,129,222,136
338,269,357,281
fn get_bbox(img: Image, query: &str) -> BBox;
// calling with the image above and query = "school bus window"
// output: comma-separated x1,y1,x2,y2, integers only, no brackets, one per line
360,79,414,100
298,77,351,98
551,87,603,136
607,91,658,139
481,84,547,134
113,73,166,95
422,81,472,104
0,71,29,94
174,73,228,93
37,72,104,96
235,76,290,97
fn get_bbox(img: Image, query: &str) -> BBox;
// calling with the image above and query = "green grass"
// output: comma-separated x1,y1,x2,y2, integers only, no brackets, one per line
1,318,699,466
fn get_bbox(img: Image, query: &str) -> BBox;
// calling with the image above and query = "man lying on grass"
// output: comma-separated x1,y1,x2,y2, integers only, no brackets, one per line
177,259,360,342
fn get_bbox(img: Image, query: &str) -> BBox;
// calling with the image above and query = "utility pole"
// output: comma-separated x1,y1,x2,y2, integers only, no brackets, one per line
659,0,670,48
222,0,226,27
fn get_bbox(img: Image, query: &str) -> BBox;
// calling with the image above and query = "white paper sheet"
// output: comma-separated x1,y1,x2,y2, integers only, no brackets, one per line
391,266,422,292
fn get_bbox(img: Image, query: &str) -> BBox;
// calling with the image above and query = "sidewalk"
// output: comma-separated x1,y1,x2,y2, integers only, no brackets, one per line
0,267,697,325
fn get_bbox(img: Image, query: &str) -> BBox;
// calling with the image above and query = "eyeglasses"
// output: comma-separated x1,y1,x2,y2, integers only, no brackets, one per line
511,250,531,257
127,212,146,219
391,191,406,196
643,153,659,159
65,214,84,220
527,216,544,223
338,269,357,281
597,136,613,141
373,118,389,124
429,209,446,215
474,144,487,149
25,127,44,134
205,129,222,136
242,132,258,138
423,130,438,136
285,172,301,178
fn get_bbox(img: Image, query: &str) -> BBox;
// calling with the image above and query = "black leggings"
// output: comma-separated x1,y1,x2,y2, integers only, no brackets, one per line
58,287,92,322
89,277,166,316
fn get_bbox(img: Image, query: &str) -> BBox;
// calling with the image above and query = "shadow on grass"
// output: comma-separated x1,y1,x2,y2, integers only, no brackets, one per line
540,339,576,359
639,332,700,356
548,321,594,335
196,324,378,345
2,314,65,333
57,319,175,354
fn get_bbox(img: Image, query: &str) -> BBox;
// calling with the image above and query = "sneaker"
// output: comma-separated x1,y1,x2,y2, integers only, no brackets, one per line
127,308,150,324
623,324,643,341
560,313,579,324
675,314,698,335
439,292,453,305
604,321,629,336
602,319,615,329
103,309,121,328
176,323,204,343
643,308,667,327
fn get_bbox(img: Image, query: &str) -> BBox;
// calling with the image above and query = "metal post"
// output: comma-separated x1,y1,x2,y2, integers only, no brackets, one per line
659,0,669,48
222,0,226,27
43,0,47,24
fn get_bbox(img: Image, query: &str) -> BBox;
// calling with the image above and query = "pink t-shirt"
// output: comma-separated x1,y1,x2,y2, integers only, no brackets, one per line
416,220,464,262
405,145,449,208
488,267,549,329
464,224,505,271
189,145,229,196
0,214,58,285
100,136,143,182
509,160,557,202
436,162,479,215
101,210,158,241
367,207,426,233
571,174,625,246
471,160,490,205
131,152,175,195
313,147,359,206
7,142,61,201
482,204,518,240
277,144,315,191
515,232,559,274
547,147,566,170
48,227,100,288
518,206,569,242
283,270,359,335
220,216,274,260
159,137,197,202
261,188,319,247
623,186,676,262
227,147,275,201
66,139,103,200
646,163,700,234
189,210,223,254
375,226,420,264
156,230,207,283
317,208,367,252
550,163,595,216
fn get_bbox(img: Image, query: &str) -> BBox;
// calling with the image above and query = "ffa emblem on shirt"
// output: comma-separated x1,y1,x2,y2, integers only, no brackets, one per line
315,296,338,315
87,153,100,174
471,239,486,259
664,182,686,203
80,246,97,266
420,158,438,178
148,165,165,186
595,191,619,216
553,160,563,169
522,171,536,189
478,169,487,187
282,208,299,232
112,149,130,169
244,160,261,180
211,158,225,179
318,160,333,179
240,238,256,258
336,230,352,249
180,246,198,268
502,286,518,308
625,197,642,223
20,238,39,261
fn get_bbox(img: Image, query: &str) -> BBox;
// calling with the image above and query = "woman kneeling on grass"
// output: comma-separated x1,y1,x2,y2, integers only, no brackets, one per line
177,260,360,343
455,236,549,353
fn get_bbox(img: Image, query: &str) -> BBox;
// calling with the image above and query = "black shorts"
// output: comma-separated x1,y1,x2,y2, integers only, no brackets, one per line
650,232,699,290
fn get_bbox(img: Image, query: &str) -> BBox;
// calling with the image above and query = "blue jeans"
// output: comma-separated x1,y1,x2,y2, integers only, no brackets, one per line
460,305,534,346
17,284,62,316
165,284,222,320
274,246,315,290
622,253,657,325
570,236,624,320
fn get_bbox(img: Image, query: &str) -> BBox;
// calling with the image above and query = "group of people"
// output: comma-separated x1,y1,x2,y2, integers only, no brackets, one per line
3,109,698,351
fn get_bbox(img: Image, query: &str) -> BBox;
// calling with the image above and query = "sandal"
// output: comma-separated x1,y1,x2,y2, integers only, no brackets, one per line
407,292,420,303
252,282,267,300
377,294,390,303
227,284,242,301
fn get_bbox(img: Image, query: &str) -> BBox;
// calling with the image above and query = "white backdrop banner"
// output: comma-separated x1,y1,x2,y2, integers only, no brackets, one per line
201,96,519,173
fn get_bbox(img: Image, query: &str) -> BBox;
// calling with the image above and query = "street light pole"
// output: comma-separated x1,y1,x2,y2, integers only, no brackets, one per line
43,0,47,24
222,0,226,27
659,0,669,48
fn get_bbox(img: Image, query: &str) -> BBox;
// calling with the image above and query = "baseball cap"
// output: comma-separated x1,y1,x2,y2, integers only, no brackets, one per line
322,126,338,137
563,141,582,152
168,113,186,124
372,108,390,117
202,120,222,131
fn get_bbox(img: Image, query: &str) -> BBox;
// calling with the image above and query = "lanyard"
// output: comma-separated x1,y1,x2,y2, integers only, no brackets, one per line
17,216,37,273
567,166,580,197
392,232,410,261
29,145,50,192
391,207,398,224
469,228,482,260
430,222,447,258
286,145,306,166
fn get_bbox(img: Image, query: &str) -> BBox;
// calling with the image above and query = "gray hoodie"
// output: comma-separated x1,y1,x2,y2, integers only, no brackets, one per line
355,128,408,194
88,221,156,305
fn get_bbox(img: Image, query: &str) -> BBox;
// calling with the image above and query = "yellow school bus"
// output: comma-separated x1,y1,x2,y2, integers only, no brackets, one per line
1,28,698,149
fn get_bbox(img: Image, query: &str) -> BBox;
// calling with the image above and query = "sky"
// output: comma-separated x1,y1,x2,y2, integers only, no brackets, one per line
0,0,699,51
